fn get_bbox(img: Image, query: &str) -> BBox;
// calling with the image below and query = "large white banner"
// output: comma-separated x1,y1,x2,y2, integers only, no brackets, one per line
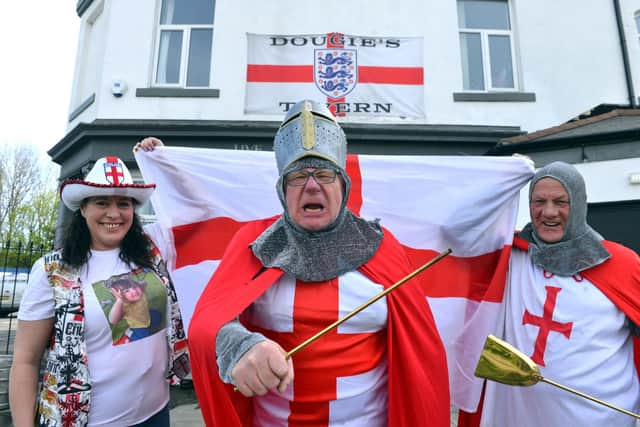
136,147,534,411
245,32,425,118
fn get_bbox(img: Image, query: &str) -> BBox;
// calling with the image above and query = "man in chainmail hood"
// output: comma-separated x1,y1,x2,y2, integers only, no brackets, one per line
251,99,383,282
187,100,450,426
469,161,640,427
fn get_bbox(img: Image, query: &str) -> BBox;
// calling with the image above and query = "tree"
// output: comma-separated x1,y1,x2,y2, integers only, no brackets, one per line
17,189,59,247
0,144,59,245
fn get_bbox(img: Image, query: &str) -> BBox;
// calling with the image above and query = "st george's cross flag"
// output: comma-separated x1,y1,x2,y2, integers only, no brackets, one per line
245,32,425,118
135,146,534,411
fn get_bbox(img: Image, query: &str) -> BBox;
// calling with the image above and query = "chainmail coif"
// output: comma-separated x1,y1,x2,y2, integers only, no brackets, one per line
517,161,610,276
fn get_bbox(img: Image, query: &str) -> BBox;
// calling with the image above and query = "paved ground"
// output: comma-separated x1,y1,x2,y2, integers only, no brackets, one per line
169,381,205,426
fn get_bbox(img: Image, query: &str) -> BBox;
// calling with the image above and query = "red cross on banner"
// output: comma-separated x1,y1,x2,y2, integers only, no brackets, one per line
245,32,425,118
522,285,573,366
319,32,347,117
170,154,507,303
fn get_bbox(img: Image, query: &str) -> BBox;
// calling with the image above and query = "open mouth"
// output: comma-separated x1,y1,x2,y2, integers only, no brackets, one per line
303,203,324,213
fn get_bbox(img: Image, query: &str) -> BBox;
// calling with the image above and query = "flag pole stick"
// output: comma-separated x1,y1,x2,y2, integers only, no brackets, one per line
537,377,640,419
285,248,452,359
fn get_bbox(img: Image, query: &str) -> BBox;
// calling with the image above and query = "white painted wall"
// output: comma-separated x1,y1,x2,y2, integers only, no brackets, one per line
67,0,640,133
69,0,108,118
621,0,640,98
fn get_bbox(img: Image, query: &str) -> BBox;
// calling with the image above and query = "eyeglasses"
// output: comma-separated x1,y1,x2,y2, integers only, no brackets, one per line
284,168,338,186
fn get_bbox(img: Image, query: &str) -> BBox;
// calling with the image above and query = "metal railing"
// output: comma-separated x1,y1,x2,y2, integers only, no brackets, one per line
0,241,51,355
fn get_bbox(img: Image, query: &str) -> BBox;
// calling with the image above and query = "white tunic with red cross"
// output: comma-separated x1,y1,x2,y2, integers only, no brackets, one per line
242,270,388,427
480,247,640,427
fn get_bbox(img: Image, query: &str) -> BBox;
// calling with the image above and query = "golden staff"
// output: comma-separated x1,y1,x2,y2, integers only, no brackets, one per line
285,248,452,359
475,334,640,419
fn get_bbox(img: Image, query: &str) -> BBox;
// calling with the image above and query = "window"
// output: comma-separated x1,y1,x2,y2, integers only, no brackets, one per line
154,0,215,87
131,170,156,223
635,11,640,44
457,0,516,91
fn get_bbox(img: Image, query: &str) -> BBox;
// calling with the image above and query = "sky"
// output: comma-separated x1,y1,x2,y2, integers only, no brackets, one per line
0,3,80,164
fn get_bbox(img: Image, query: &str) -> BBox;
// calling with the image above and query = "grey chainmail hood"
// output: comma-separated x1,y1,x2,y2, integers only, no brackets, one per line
251,157,383,282
517,161,609,276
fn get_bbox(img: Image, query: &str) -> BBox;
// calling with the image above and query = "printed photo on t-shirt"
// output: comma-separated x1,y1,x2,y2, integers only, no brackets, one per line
93,268,167,345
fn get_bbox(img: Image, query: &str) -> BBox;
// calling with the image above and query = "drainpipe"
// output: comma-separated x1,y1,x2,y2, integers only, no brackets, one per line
613,0,637,108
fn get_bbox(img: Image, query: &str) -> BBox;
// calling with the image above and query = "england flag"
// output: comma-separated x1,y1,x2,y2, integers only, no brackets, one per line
136,146,534,411
246,32,425,118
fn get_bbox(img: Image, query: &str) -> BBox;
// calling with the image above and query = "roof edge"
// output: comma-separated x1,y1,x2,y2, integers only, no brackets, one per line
499,109,640,146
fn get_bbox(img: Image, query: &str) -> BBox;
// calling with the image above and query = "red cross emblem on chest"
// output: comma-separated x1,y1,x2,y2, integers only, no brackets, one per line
522,285,573,366
249,277,385,426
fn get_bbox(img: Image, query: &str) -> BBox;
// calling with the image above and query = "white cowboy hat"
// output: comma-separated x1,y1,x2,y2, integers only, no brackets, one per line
60,156,155,211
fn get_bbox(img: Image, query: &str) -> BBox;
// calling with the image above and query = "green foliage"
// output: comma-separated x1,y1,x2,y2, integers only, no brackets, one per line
0,241,50,269
16,189,59,247
0,144,58,266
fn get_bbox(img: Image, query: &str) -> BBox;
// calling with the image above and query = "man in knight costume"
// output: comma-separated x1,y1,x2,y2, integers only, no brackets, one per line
188,100,450,426
460,162,640,427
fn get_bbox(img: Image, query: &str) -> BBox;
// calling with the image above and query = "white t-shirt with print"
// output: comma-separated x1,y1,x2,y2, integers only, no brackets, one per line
19,248,170,426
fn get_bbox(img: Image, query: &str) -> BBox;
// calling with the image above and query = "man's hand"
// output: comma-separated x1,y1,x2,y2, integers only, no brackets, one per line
231,340,294,396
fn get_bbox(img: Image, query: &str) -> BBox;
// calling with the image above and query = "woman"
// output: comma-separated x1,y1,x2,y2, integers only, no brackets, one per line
9,154,189,427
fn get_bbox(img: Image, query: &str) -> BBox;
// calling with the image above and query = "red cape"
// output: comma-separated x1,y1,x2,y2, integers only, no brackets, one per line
458,237,640,427
188,217,450,426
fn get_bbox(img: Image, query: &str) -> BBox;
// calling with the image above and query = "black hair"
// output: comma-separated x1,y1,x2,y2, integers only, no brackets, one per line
61,201,155,270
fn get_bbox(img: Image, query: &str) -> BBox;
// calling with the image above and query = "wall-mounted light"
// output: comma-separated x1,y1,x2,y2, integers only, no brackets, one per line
629,173,640,185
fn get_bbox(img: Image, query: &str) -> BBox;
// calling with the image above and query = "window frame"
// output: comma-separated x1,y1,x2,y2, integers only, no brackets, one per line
131,170,157,221
458,0,519,93
151,2,214,88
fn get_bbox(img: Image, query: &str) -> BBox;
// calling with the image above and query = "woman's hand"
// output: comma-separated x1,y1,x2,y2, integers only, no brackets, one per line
134,137,164,152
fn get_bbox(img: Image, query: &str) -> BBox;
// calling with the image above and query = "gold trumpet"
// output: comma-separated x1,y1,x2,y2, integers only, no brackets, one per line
474,334,640,419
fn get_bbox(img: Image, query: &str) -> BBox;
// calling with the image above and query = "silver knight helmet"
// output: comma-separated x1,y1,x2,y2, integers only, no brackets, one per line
274,100,347,175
